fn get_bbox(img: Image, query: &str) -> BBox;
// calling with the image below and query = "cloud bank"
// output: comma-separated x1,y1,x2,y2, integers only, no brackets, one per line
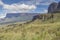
3,4,36,13
0,0,36,18
0,0,56,13
0,0,36,13
0,0,56,18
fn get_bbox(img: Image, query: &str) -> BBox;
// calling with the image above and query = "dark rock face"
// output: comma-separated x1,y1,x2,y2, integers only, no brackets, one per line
48,2,58,13
56,2,60,12
57,2,60,10
48,2,60,13
32,14,43,21
32,14,53,21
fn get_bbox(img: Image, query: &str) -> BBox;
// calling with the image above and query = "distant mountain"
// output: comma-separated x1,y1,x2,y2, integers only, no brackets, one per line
5,13,21,18
5,13,38,18
0,13,39,24
48,2,60,13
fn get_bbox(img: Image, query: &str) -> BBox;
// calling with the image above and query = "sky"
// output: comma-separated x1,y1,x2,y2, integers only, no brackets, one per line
0,0,60,18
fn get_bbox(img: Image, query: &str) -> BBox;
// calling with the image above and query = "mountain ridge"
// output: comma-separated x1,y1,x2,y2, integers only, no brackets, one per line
0,13,39,24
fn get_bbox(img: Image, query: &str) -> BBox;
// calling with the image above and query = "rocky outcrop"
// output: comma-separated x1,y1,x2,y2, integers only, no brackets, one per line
32,14,43,21
32,14,54,21
56,2,60,13
48,2,58,13
48,2,60,13
57,2,60,10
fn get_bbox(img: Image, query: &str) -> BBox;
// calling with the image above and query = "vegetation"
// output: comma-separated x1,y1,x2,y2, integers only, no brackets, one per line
0,13,60,40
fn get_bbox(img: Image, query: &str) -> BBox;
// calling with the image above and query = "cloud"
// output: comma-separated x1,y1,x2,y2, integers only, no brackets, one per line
0,0,56,18
0,0,37,18
31,0,56,5
40,0,56,5
3,4,36,13
0,0,56,13
0,13,6,19
0,10,7,19
0,0,36,13
40,9,48,13
0,0,4,5
43,9,48,13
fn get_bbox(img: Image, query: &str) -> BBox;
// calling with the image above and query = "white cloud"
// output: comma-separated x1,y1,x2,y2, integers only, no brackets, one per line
40,9,48,13
43,10,48,13
0,0,36,18
0,0,56,13
0,0,36,13
0,10,7,19
0,0,3,5
34,0,56,5
0,0,4,7
3,4,36,13
0,0,56,18
0,13,6,19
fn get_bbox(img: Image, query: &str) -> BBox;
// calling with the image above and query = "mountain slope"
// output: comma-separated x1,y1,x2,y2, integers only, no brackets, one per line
0,13,60,40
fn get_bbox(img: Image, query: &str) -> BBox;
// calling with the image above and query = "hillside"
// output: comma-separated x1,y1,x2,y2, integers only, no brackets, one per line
0,13,60,40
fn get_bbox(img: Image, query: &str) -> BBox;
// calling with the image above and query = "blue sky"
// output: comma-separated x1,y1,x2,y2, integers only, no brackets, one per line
0,0,60,18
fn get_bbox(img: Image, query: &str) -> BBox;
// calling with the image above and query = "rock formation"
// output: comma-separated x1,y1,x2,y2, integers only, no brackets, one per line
56,2,60,13
48,2,60,13
48,2,58,13
32,14,53,21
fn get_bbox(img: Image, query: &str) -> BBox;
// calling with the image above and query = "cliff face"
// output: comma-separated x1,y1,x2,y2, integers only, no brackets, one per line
48,2,58,13
48,2,60,13
56,2,60,12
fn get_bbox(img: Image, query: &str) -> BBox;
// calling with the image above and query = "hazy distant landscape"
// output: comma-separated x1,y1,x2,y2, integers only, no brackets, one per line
0,13,39,25
0,0,60,40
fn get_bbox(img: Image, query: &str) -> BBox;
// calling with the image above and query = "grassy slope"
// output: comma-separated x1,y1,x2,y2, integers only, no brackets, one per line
0,13,60,40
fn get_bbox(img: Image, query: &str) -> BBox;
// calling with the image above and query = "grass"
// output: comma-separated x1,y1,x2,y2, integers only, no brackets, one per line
0,13,60,40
